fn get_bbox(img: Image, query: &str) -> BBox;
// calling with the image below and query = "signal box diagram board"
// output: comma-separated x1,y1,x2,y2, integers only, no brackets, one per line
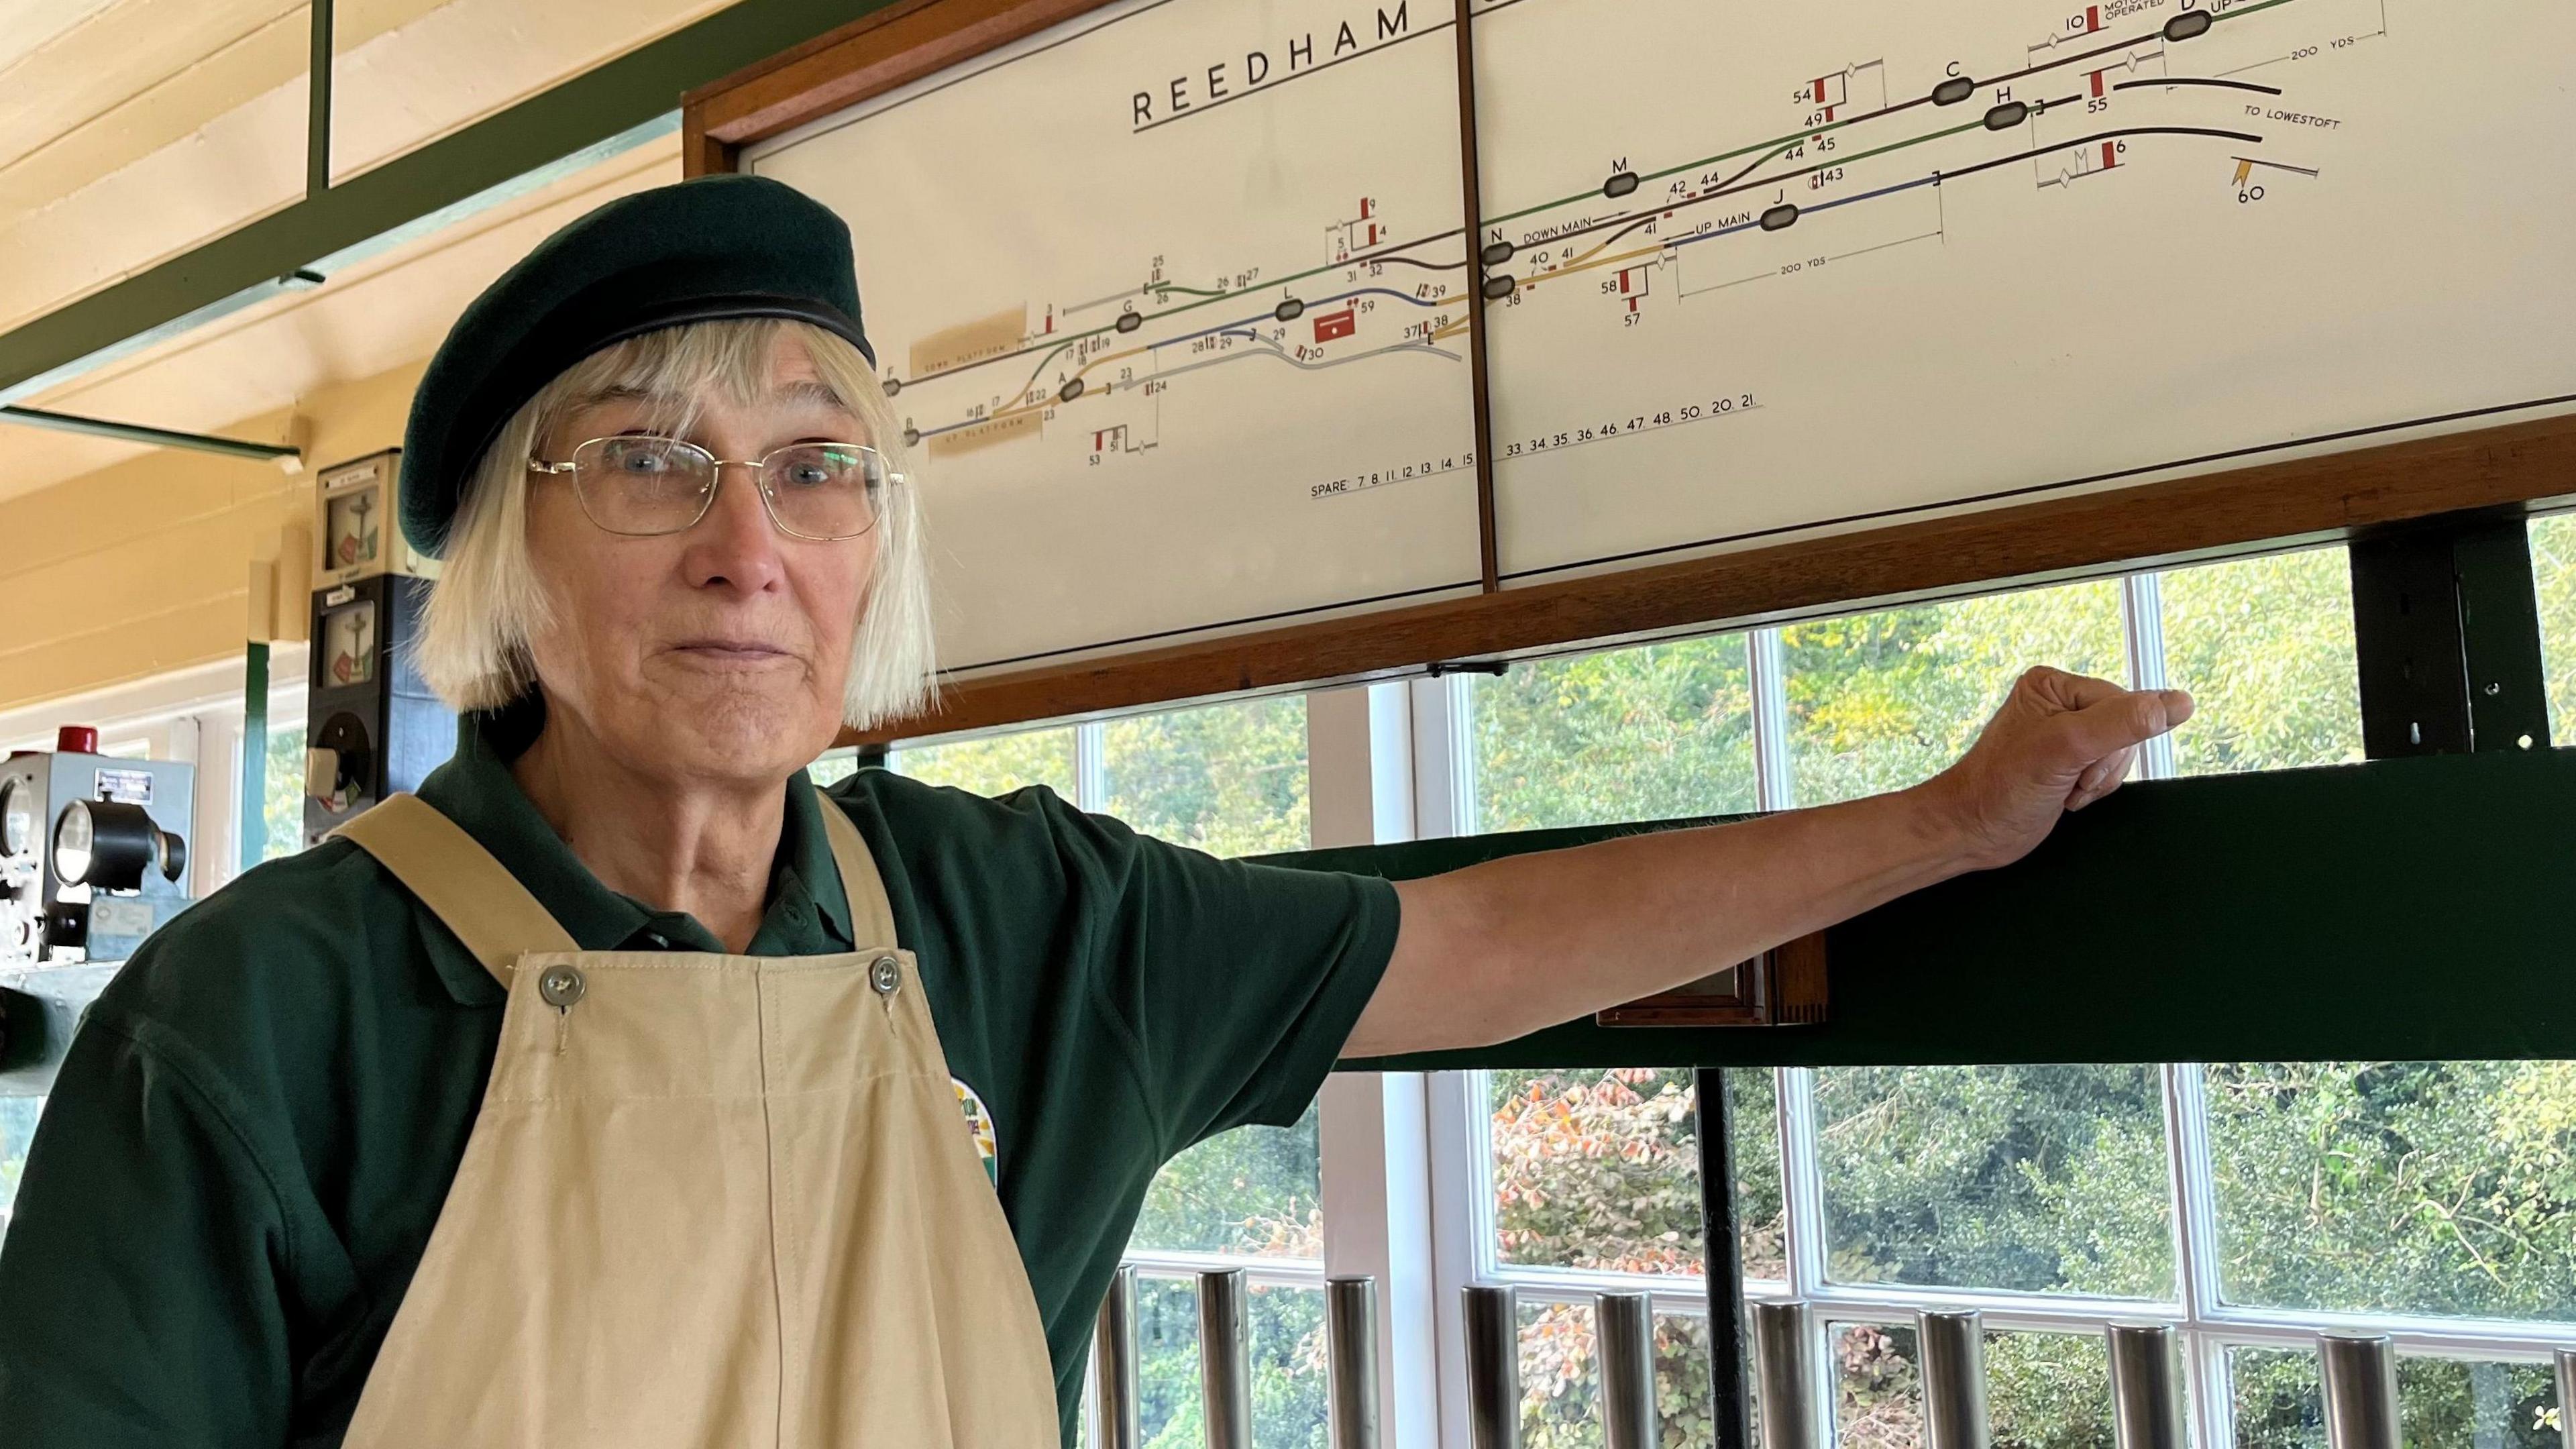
1472,0,2576,582
743,0,2576,674
748,0,1484,674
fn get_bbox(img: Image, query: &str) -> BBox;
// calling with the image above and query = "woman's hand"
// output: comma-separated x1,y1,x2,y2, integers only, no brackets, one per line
1915,667,2196,873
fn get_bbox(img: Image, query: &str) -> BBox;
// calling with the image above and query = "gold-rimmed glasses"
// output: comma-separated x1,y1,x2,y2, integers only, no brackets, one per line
528,435,894,541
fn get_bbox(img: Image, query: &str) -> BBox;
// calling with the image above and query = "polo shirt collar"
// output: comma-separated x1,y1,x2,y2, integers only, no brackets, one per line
407,701,856,1005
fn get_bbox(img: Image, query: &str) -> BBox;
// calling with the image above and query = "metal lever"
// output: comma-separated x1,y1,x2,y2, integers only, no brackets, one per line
2106,1323,2184,1449
2557,1350,2575,1449
1464,1284,1520,1449
1328,1275,1382,1448
1201,1268,1252,1449
1598,1291,1658,1449
1752,1301,1821,1449
1919,1309,1990,1449
1091,1265,1139,1449
2319,1333,2400,1449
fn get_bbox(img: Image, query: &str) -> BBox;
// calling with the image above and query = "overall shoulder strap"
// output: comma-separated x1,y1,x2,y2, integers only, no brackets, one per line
332,794,578,983
814,790,900,950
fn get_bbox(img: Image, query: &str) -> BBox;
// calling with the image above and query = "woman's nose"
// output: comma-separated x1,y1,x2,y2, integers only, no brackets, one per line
680,463,788,592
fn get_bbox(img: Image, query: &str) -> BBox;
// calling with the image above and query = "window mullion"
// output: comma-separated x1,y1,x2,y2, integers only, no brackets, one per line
1750,629,1795,812
2165,1061,2229,1449
2123,571,2180,782
1074,720,1108,812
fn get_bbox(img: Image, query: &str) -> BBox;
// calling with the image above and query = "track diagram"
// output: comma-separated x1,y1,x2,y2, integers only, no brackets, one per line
1470,0,2576,578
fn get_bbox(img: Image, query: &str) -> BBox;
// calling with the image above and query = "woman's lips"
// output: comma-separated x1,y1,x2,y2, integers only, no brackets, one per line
667,641,795,667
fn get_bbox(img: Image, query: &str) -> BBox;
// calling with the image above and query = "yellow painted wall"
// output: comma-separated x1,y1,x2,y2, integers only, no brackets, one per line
0,360,423,713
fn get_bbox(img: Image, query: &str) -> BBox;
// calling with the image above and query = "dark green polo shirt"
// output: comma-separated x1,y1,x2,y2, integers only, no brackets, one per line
0,710,1398,1448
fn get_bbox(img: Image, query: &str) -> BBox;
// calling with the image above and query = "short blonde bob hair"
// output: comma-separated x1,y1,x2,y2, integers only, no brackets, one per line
413,318,936,730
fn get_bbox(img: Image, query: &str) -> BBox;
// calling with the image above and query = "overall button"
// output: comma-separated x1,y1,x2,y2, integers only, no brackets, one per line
869,955,902,996
539,965,587,1009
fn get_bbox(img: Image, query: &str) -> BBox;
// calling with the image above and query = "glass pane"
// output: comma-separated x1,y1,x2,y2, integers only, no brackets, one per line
2206,1061,2576,1318
807,749,863,788
1132,1276,1329,1448
2530,515,2576,743
1131,1099,1322,1260
1988,1330,2114,1449
2230,1345,2323,1449
264,721,307,862
2396,1356,2559,1449
1521,1298,1603,1448
1784,582,2127,808
1468,634,1758,831
1,1095,41,1235
1515,1300,1714,1449
1656,1313,1717,1449
1833,1320,1922,1449
890,726,1077,798
1815,1065,2174,1297
1104,696,1309,857
1136,1275,1201,1444
2158,548,2363,775
2228,1347,2562,1449
1491,1067,1782,1281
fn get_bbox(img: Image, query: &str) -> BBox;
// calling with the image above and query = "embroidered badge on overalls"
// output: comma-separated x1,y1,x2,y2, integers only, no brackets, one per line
953,1077,999,1185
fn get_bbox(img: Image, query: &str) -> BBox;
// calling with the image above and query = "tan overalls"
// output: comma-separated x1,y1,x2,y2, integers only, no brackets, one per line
329,792,1063,1445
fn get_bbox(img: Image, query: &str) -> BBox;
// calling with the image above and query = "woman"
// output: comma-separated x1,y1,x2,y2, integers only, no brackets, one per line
0,175,2188,1446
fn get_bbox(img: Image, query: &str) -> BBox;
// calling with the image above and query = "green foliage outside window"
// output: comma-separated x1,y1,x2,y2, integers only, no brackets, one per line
1104,695,1309,858
1130,1277,1328,1449
262,720,308,863
1815,1065,2174,1299
1782,580,2129,806
1471,637,1758,831
891,725,1078,797
2210,1062,2576,1320
2231,1346,2559,1449
2160,549,2363,775
1490,1067,1769,1449
2525,514,2576,743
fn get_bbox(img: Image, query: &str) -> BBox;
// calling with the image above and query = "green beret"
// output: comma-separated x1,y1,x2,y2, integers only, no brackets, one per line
398,172,876,559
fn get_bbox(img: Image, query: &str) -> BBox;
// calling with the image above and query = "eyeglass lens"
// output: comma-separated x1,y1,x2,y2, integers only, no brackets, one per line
570,436,883,539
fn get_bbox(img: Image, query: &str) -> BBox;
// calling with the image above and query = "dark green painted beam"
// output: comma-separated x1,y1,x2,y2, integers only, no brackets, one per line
1303,747,2576,1071
0,404,299,462
0,0,898,405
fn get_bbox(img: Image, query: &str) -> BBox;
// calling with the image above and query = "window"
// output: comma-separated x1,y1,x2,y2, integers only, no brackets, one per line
1467,635,1758,831
806,749,864,788
890,725,1079,796
2528,513,2576,743
1783,580,2127,807
262,720,307,863
2157,549,2363,775
1445,551,2573,1449
1813,1065,2173,1299
2206,1062,2576,1320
